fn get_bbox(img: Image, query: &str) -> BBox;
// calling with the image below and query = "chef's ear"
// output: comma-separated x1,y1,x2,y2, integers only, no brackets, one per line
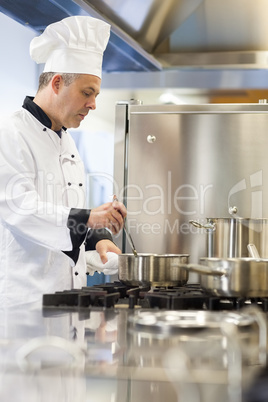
51,74,63,93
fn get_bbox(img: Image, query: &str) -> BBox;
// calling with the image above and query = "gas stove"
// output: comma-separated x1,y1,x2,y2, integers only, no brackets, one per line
0,282,266,402
41,281,268,402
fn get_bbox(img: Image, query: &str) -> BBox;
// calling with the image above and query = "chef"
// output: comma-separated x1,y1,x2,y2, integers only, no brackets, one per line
0,15,126,307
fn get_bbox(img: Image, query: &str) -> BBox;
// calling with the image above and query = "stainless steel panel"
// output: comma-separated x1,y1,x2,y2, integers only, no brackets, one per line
114,103,268,263
81,0,203,52
157,50,268,69
4,0,268,72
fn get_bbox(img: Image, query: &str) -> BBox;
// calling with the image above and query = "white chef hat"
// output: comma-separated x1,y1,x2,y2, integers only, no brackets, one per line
30,16,110,79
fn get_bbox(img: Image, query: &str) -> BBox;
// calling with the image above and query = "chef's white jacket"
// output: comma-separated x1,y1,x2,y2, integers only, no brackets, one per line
0,99,111,306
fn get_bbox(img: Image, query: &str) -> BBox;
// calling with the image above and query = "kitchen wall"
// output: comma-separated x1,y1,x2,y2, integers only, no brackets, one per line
0,12,37,114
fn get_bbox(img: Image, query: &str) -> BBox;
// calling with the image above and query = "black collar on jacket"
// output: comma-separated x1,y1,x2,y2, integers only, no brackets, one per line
22,96,52,128
22,96,66,136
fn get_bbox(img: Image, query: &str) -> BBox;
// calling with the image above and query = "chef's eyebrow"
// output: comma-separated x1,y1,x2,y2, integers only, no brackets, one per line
85,86,100,95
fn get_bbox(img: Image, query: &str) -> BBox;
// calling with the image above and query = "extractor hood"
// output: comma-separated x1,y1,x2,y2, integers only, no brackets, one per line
1,0,268,71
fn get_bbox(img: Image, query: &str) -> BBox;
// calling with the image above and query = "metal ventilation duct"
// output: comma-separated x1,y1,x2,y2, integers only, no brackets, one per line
1,0,268,71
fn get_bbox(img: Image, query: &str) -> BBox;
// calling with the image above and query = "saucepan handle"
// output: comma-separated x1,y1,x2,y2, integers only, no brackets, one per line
189,220,216,231
247,244,261,259
186,264,227,276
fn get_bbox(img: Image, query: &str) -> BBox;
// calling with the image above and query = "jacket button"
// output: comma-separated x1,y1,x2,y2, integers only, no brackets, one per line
79,183,83,186
74,271,79,276
71,154,75,158
43,128,47,131
68,182,71,186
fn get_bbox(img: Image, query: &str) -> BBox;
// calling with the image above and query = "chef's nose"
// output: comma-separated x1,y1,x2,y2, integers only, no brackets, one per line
86,98,96,110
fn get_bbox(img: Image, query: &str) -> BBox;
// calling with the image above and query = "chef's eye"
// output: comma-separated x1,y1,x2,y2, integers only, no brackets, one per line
83,91,91,97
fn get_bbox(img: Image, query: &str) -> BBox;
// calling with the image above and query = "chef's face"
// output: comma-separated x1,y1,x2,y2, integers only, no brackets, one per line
54,74,101,130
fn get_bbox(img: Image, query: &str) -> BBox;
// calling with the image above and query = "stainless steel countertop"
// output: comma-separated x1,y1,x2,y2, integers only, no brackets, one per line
0,302,266,402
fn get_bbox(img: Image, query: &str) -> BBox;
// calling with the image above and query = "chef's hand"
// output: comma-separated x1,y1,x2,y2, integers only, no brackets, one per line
87,200,127,234
96,239,122,264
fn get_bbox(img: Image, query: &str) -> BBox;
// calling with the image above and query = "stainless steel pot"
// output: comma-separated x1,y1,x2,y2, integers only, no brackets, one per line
187,257,268,297
118,253,189,287
189,218,268,258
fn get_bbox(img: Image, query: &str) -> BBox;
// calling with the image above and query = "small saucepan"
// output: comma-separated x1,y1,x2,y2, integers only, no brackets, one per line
186,257,268,298
118,253,190,287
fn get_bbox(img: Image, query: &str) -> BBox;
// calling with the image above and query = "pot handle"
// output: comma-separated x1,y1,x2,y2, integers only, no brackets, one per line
247,244,261,259
186,264,227,276
189,220,216,231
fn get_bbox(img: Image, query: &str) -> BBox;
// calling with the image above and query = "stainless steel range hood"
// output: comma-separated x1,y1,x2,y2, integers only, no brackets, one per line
2,0,268,71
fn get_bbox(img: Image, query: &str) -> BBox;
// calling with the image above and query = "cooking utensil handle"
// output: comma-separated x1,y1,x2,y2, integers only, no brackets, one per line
123,221,138,257
113,195,138,256
186,264,226,276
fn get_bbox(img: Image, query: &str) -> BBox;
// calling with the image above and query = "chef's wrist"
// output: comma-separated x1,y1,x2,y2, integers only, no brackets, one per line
85,228,113,250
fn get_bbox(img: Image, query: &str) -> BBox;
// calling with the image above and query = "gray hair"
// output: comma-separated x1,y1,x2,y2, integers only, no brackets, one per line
38,72,81,91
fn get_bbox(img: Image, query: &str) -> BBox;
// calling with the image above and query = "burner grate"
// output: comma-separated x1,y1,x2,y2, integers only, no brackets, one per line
42,282,268,312
42,282,150,309
144,284,268,312
43,288,120,308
